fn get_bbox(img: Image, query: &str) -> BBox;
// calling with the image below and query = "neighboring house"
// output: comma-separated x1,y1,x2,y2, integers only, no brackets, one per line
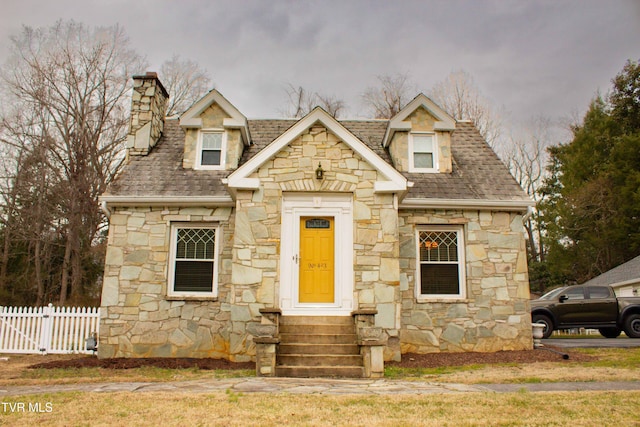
98,72,534,376
581,255,640,297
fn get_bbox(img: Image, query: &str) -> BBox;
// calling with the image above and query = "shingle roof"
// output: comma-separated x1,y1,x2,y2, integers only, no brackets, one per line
404,123,529,201
581,255,640,287
105,118,529,204
106,120,229,198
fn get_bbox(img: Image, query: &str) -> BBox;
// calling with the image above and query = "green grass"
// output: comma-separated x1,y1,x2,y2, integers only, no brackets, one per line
572,347,640,368
384,364,486,379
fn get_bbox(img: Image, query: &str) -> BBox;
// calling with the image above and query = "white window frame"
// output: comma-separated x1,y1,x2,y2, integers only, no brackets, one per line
195,129,226,170
415,225,466,300
167,223,220,298
409,132,438,173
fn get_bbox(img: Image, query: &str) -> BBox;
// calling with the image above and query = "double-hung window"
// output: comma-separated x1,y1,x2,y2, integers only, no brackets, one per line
198,130,225,168
168,224,219,298
410,132,437,172
416,226,465,299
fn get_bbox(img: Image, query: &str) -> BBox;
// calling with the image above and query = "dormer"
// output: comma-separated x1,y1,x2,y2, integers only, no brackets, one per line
179,89,250,170
382,94,455,174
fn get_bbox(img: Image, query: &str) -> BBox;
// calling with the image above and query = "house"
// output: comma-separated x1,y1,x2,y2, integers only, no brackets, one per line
581,255,640,297
98,72,534,377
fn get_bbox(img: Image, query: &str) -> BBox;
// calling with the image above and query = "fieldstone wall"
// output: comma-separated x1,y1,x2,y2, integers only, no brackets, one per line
388,106,452,173
101,116,532,361
98,206,258,361
183,103,243,170
126,72,168,156
232,124,403,359
398,209,532,353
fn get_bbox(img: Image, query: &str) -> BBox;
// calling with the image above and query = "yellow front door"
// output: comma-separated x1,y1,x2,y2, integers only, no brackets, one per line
299,217,335,303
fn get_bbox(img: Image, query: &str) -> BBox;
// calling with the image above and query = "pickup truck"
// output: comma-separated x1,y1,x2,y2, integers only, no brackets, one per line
530,284,640,339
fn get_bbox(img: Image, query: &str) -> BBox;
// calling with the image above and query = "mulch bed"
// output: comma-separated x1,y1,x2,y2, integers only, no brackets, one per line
387,347,595,369
29,357,254,370
29,347,592,370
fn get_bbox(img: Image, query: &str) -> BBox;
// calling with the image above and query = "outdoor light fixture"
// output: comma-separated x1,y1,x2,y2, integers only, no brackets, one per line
315,163,324,180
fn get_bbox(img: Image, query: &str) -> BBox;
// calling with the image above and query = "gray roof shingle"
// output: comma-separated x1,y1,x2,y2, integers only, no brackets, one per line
105,118,529,203
581,255,640,287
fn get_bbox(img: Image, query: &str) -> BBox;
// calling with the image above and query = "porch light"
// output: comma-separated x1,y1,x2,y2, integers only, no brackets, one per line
315,163,324,180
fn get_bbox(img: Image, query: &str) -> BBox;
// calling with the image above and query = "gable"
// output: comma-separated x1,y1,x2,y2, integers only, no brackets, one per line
226,107,407,194
382,93,456,148
180,89,250,145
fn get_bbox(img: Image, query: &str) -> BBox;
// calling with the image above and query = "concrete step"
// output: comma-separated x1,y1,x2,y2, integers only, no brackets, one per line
278,343,360,355
279,324,356,335
279,316,353,326
275,365,365,378
278,354,363,367
279,333,358,345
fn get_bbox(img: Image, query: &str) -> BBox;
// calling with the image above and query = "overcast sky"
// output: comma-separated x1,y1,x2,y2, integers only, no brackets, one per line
1,0,638,137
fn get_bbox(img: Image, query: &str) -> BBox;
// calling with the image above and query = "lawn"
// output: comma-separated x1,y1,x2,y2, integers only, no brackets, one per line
1,349,640,426
1,390,639,426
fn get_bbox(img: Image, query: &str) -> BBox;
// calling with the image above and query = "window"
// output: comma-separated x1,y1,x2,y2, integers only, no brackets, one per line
416,226,465,299
168,224,219,297
588,286,611,299
562,287,585,300
410,132,437,172
197,130,225,168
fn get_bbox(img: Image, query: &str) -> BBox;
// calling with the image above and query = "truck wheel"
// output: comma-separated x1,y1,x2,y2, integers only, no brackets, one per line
598,327,621,338
532,314,553,339
624,314,640,338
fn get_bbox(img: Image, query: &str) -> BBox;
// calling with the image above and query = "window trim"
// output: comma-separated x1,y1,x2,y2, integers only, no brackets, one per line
195,129,226,170
415,225,466,300
167,223,220,298
408,132,438,173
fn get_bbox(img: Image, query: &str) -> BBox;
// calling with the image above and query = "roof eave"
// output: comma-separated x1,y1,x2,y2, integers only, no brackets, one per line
100,195,235,208
399,198,535,212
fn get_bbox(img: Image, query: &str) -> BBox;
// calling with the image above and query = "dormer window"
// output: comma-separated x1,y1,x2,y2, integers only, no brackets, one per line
409,132,438,172
197,130,225,169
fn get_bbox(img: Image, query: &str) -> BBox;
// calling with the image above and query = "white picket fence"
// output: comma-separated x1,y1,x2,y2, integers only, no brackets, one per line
0,304,100,354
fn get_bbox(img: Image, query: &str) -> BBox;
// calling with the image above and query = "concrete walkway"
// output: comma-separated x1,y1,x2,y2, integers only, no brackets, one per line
2,377,640,397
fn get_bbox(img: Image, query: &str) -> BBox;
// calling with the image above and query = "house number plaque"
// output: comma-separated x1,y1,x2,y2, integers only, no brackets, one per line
305,218,330,229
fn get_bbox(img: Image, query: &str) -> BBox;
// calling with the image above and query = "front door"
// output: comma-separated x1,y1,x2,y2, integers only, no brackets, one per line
299,217,335,303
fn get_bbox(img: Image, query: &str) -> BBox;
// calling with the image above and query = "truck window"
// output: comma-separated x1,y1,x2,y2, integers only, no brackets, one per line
588,286,612,299
563,287,585,300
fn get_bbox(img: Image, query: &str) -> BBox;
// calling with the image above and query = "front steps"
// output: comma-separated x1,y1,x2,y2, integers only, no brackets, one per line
276,316,364,378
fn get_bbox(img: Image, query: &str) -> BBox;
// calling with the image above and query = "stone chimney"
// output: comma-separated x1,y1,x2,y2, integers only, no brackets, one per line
126,72,169,156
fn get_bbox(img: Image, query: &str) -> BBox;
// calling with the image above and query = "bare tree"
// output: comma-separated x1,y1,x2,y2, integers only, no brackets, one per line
282,84,346,118
160,55,211,116
428,70,502,147
503,116,556,290
315,93,345,118
361,73,416,119
0,20,146,305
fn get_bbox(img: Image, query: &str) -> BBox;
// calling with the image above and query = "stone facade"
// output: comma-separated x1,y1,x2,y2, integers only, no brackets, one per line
100,82,535,365
388,106,453,173
398,209,532,353
182,103,243,170
99,206,258,361
126,72,168,156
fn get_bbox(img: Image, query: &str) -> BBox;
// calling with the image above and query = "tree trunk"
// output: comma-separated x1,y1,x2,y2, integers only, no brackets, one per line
35,239,44,306
59,236,72,306
0,229,10,293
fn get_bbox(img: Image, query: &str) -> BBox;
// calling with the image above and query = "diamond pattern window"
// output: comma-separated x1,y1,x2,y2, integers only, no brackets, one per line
169,225,219,297
417,227,465,298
